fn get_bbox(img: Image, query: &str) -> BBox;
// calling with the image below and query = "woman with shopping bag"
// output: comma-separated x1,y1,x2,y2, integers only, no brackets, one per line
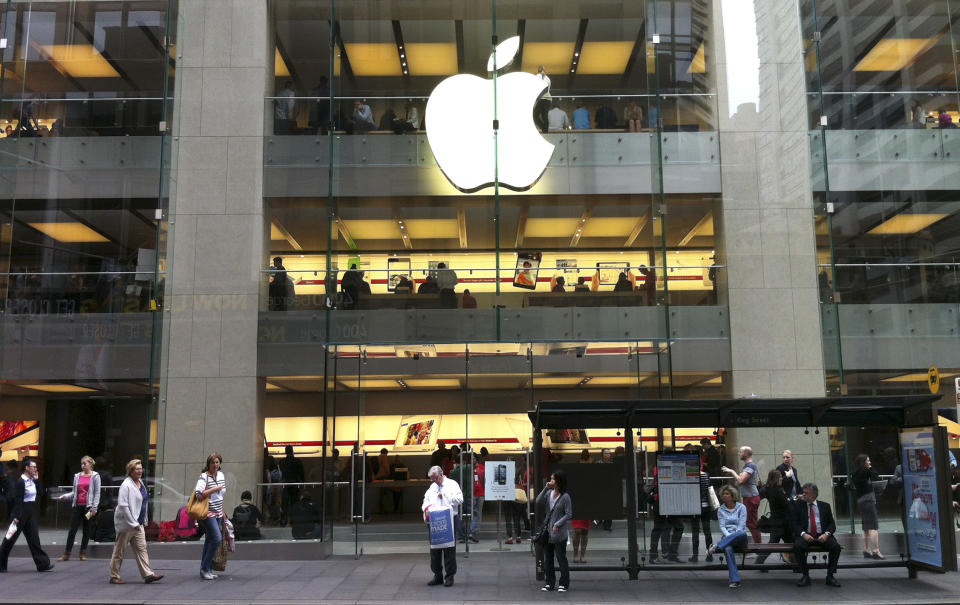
194,452,227,580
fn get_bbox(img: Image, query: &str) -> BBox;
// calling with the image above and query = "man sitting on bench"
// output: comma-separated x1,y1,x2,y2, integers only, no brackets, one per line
793,482,842,588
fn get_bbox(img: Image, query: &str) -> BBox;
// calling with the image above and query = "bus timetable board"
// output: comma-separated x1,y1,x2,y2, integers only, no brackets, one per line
657,453,700,516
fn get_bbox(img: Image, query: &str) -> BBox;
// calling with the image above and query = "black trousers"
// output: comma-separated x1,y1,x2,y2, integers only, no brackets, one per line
690,508,714,551
544,541,570,588
0,502,50,571
794,534,842,576
755,521,792,563
281,485,300,523
650,514,683,556
65,505,92,553
430,546,456,580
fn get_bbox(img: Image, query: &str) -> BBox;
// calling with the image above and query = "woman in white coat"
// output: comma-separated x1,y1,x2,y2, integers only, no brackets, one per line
109,459,163,584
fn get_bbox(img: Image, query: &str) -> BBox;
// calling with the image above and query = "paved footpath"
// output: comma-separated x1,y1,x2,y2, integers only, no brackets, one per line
1,552,959,604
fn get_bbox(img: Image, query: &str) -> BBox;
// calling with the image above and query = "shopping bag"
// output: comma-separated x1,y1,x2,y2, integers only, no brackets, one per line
428,505,455,549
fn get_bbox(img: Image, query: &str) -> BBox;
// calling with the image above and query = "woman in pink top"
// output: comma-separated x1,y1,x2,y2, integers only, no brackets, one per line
59,456,101,561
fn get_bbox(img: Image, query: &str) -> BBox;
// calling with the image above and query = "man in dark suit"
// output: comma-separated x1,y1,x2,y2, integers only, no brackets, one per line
793,482,842,587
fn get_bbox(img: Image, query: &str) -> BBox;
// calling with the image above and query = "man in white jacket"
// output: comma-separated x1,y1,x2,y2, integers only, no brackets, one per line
422,466,462,587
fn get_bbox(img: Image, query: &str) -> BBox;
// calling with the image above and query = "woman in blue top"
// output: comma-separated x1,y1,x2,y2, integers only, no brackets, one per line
715,485,747,589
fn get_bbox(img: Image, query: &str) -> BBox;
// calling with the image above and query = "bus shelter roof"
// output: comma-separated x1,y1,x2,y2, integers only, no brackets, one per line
529,395,941,430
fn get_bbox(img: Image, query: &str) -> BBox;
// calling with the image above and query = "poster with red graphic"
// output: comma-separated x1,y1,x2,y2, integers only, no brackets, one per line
0,421,38,445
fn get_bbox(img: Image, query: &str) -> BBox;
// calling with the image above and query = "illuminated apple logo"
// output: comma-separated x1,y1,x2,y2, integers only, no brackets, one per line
426,36,555,193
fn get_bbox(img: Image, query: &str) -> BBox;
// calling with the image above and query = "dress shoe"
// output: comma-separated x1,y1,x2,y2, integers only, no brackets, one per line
666,554,681,563
145,574,164,584
427,577,443,586
705,553,714,563
468,535,479,543
863,550,872,558
688,554,698,562
109,578,126,584
872,552,885,560
796,574,811,587
825,575,841,587
443,577,454,587
38,564,54,572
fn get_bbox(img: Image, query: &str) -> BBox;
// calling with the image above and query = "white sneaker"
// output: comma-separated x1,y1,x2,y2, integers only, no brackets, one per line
201,570,215,580
211,572,219,579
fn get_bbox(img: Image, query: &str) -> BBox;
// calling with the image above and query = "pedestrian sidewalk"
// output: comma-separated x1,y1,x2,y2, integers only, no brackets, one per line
0,551,957,604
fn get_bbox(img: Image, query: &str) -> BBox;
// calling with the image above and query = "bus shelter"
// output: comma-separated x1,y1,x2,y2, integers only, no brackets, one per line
529,395,956,580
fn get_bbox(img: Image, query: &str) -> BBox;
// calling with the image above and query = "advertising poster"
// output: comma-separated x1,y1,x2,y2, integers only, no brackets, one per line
386,257,411,292
596,261,630,285
656,453,701,516
902,428,942,568
484,460,516,501
394,415,441,450
513,253,541,289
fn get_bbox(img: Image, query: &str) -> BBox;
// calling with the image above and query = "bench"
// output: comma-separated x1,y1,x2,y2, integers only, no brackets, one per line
713,541,906,572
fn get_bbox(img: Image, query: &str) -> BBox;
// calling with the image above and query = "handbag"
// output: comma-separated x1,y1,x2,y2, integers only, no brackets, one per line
515,488,528,504
756,499,772,533
533,519,550,546
212,518,229,572
186,491,209,521
707,486,720,511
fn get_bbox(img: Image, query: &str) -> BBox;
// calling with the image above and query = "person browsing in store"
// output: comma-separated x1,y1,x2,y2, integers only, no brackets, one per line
422,466,463,587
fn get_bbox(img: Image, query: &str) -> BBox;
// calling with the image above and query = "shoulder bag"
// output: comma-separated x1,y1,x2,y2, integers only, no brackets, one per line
186,474,210,521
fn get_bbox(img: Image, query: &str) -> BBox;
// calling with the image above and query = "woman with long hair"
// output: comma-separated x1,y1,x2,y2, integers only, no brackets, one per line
195,452,226,579
536,469,572,592
715,486,747,589
852,454,882,559
59,456,101,561
755,469,792,567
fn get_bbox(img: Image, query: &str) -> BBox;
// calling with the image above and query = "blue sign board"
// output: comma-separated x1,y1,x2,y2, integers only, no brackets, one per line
901,428,943,568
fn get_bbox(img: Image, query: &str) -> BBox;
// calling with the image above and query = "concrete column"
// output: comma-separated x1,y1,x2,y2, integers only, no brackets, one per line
155,0,270,518
712,0,832,503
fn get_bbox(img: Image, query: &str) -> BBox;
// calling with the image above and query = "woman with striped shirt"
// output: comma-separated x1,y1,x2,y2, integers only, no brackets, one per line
194,452,226,580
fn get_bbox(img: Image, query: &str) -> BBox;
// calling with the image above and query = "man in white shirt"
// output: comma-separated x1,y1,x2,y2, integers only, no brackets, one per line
793,483,842,588
422,466,463,587
274,81,296,134
547,104,570,131
352,100,376,133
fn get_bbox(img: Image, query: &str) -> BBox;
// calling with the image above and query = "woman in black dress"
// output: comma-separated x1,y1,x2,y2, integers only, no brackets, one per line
755,469,792,567
853,454,882,559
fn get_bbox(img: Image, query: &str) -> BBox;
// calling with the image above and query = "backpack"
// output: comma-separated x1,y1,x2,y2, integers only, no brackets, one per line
233,504,255,527
174,506,199,540
157,521,177,542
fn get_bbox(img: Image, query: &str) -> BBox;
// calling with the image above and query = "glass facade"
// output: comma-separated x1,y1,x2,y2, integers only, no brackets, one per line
0,0,955,564
0,0,174,523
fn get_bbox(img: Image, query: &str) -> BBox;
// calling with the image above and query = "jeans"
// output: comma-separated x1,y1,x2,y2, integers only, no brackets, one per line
470,496,484,535
200,517,222,572
716,531,747,583
544,541,570,588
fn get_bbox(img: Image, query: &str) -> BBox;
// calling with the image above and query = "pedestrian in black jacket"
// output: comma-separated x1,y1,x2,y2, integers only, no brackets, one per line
755,470,793,566
0,458,54,572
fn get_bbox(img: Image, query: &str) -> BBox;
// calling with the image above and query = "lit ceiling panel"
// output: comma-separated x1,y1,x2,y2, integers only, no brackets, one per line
687,42,706,74
343,43,402,76
578,41,635,75
404,218,459,239
404,378,461,388
524,217,579,238
28,222,109,243
18,384,97,393
853,38,937,72
867,213,949,235
521,42,576,73
343,219,401,240
40,44,120,78
275,48,290,77
405,42,458,76
581,217,636,238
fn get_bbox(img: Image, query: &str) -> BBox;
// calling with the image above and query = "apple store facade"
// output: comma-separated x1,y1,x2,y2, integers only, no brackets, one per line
1,0,960,559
